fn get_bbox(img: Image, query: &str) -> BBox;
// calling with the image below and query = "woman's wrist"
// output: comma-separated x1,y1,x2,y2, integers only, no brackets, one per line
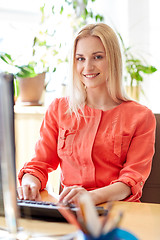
89,182,131,205
21,173,41,190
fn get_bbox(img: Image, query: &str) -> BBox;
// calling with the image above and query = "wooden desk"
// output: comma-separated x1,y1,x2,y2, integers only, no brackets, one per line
40,190,160,240
110,201,160,240
1,190,160,239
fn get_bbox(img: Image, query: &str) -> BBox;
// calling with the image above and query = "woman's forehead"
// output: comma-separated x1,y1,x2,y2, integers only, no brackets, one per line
75,36,105,54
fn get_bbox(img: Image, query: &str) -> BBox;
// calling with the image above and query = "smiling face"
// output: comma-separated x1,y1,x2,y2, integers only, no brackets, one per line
75,36,108,90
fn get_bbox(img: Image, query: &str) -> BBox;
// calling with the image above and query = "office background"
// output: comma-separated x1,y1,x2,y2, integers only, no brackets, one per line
0,0,160,112
0,0,160,211
0,3,160,240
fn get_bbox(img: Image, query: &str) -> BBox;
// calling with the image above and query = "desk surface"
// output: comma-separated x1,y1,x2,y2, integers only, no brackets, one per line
1,190,160,240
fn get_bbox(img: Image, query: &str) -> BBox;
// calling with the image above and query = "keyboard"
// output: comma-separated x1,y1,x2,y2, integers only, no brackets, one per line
17,199,76,222
17,199,108,222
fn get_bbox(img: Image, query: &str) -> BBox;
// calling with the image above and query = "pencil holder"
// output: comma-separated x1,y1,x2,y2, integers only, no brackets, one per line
77,228,139,240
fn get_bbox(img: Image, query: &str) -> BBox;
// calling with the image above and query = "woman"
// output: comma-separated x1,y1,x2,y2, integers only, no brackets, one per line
17,23,156,205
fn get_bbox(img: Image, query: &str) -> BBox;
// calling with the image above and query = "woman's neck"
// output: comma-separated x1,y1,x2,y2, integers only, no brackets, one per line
86,100,120,111
86,87,120,111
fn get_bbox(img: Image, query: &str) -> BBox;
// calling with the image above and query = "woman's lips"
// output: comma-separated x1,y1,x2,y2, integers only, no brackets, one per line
83,73,100,78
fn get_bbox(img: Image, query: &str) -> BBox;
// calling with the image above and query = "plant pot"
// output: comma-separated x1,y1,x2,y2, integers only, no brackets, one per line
17,72,45,106
125,85,141,101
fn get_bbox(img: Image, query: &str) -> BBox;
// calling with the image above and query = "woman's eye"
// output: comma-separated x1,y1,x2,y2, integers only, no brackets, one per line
95,55,103,60
77,57,85,61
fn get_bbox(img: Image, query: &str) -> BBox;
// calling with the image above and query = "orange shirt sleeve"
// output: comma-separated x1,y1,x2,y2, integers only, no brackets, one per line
18,98,61,189
111,108,156,201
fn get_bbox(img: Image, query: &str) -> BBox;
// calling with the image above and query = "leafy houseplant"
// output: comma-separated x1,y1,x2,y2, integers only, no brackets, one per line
0,52,49,105
117,32,157,101
0,0,104,105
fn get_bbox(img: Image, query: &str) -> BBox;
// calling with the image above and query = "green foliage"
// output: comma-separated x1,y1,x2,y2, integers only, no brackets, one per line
75,0,104,22
0,53,35,77
15,64,37,78
0,53,37,78
1,0,104,77
0,53,14,65
1,0,104,97
14,78,20,97
117,32,157,88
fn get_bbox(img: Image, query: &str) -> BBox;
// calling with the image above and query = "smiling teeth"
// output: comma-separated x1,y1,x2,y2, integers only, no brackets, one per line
85,74,97,78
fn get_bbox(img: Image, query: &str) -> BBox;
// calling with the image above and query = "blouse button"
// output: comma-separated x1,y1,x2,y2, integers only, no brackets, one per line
140,182,143,186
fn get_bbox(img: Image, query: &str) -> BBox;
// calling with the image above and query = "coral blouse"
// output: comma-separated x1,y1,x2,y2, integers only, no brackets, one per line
18,98,156,202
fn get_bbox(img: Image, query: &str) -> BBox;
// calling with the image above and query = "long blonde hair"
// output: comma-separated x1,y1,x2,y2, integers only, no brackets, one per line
68,23,129,116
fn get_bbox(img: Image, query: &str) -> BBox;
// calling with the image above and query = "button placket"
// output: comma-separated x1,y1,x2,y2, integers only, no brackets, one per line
114,135,122,158
82,110,102,186
58,129,66,149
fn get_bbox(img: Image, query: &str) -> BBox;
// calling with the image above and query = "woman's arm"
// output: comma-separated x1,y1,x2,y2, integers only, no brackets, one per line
90,182,131,205
59,182,131,205
18,99,60,190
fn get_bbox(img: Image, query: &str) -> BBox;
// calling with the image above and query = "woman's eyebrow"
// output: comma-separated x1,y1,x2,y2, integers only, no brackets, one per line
92,51,105,54
76,51,105,56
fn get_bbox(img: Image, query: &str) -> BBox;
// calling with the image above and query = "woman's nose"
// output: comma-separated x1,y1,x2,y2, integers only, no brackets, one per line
84,59,94,71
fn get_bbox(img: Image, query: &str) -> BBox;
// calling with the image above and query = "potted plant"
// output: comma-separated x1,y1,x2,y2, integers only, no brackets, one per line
117,32,157,101
0,0,104,105
0,3,60,106
0,52,54,106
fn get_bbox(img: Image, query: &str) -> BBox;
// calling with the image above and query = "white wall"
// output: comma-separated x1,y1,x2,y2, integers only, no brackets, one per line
0,0,41,61
0,0,160,112
92,0,160,113
90,0,129,40
147,0,160,113
127,0,160,113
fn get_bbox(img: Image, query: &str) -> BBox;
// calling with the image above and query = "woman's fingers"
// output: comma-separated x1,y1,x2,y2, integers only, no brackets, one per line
17,185,40,201
23,185,31,200
17,185,30,200
17,186,24,200
17,174,41,201
59,186,87,204
59,187,72,202
30,185,41,201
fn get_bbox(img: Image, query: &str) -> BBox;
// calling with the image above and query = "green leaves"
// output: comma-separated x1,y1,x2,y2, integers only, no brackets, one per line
40,4,45,24
137,65,157,74
0,52,38,78
60,6,64,14
15,64,37,78
0,53,14,65
117,32,157,88
125,57,157,85
95,14,104,22
73,0,78,9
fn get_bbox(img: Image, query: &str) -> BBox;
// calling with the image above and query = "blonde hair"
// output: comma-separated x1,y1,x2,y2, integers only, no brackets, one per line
68,23,129,116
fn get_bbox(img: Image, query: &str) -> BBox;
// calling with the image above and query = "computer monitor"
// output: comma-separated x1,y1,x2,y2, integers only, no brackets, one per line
0,72,18,234
0,73,74,240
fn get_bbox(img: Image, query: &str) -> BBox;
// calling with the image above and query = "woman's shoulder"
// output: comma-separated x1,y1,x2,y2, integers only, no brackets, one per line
48,97,69,110
121,100,155,123
43,97,70,121
122,100,154,114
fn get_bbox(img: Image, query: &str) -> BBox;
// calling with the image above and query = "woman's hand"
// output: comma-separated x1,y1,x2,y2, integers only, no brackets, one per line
59,185,88,204
59,182,131,205
17,173,41,201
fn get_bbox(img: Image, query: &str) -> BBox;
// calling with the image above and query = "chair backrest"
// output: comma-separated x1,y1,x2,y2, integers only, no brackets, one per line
141,114,160,203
